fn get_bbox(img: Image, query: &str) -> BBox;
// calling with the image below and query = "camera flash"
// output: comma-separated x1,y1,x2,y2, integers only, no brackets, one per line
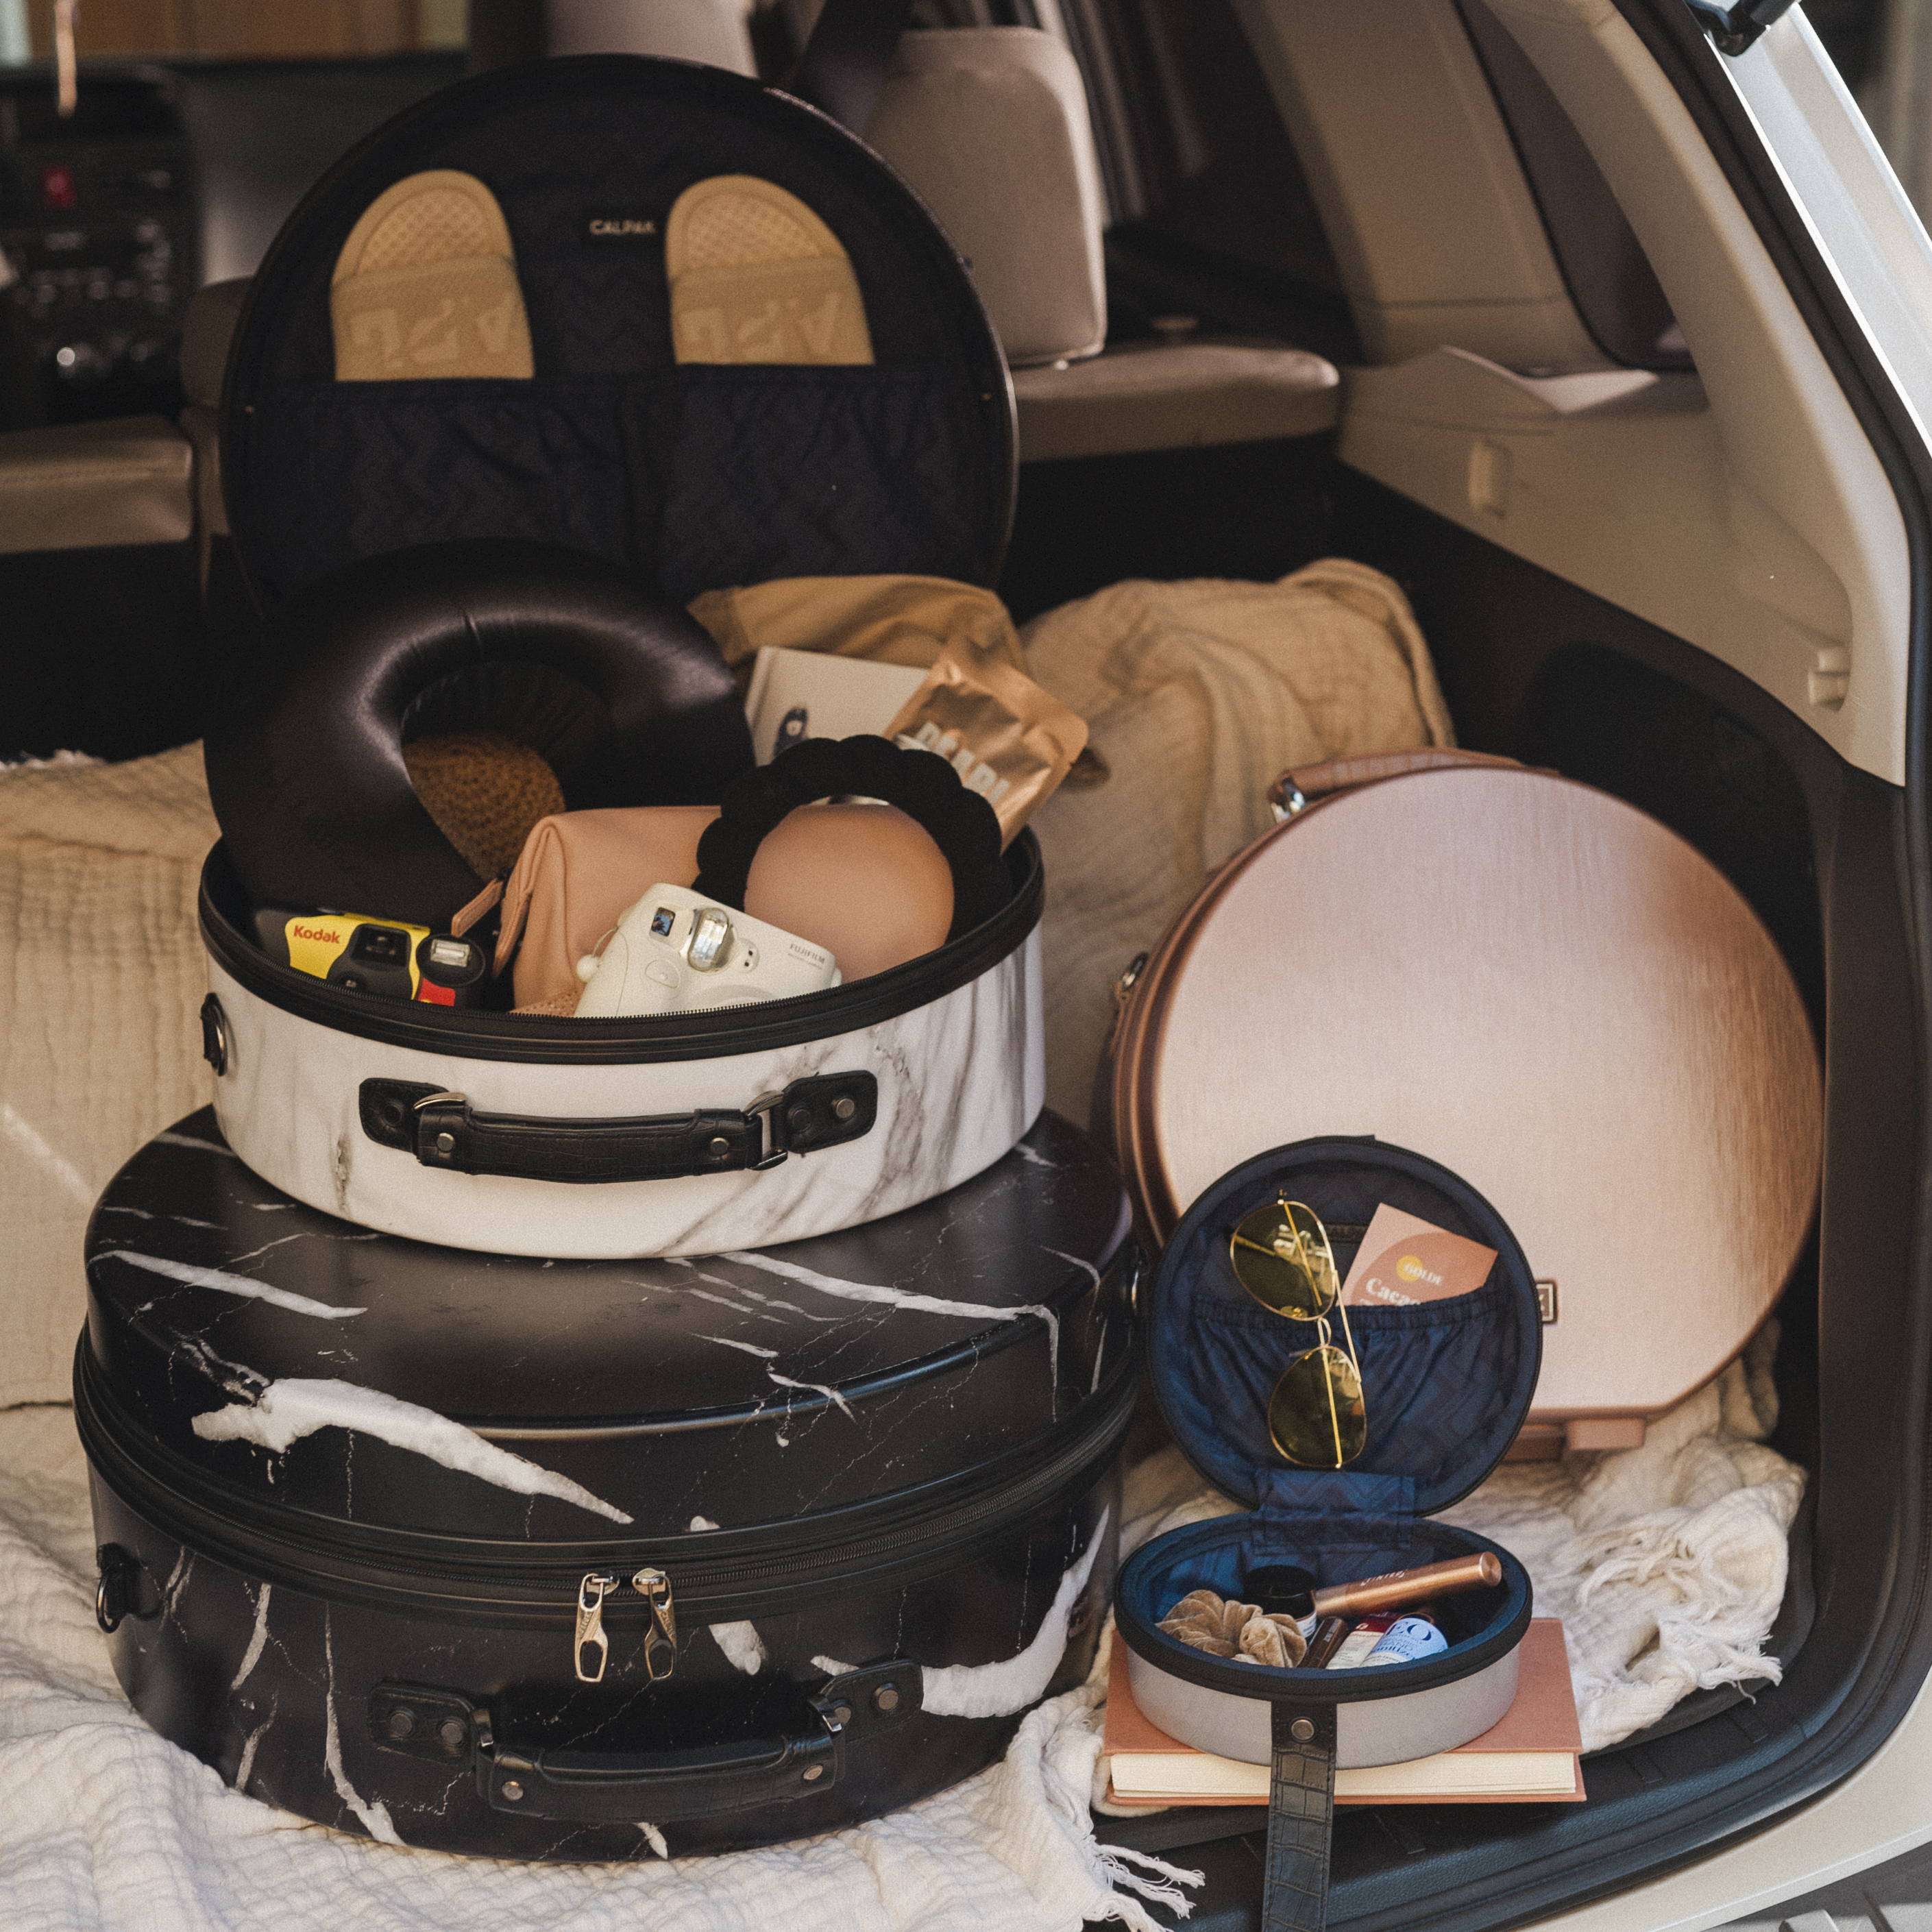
687,907,732,972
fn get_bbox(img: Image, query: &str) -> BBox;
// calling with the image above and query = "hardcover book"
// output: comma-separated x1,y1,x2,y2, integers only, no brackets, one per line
1104,1618,1584,1805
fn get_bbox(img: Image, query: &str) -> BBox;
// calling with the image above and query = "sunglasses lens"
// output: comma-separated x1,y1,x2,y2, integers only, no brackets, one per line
1230,1201,1337,1319
1268,1343,1367,1469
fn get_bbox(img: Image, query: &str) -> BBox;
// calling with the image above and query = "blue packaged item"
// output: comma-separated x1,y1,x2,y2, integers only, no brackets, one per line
1362,1613,1450,1667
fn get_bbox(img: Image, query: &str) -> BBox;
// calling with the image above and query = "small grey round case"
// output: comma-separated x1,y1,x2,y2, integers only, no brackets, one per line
1114,1137,1543,1932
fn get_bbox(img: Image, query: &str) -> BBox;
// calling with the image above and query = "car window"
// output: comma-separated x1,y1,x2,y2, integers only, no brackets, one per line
1455,0,1693,371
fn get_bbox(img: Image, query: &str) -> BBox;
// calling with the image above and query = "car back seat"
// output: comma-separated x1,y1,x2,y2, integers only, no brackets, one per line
862,25,1340,461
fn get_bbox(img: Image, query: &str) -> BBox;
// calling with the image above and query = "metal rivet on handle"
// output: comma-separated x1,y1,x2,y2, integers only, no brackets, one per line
500,1779,524,1802
437,1717,467,1750
831,1097,857,1122
1290,1718,1315,1742
827,1702,852,1727
873,1685,901,1713
435,1132,455,1155
802,1763,825,1782
384,1707,417,1740
709,1136,730,1158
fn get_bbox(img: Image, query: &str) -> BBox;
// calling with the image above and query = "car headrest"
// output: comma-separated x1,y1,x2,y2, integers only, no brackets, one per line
545,0,757,73
204,539,754,929
866,27,1107,369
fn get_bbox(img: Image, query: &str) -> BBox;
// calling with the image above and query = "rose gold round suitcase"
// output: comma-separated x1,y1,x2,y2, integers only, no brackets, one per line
1101,750,1822,1453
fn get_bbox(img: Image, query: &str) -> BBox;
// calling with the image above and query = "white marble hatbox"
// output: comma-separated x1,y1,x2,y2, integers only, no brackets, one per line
194,837,1045,1259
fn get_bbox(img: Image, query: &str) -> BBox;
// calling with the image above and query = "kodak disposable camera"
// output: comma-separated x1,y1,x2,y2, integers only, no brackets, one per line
573,884,840,1017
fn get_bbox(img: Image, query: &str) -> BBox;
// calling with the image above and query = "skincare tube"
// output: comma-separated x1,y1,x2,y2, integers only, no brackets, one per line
1311,1552,1501,1618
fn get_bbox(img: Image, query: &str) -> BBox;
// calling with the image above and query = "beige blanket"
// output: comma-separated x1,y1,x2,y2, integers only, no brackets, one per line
1022,561,1454,1123
0,744,215,1407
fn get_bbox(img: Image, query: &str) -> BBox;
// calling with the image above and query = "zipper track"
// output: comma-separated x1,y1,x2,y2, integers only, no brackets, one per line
199,832,1042,1066
77,1343,1137,1625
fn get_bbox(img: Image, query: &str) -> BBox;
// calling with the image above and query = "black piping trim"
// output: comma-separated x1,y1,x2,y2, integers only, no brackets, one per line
1114,1528,1532,1706
76,1338,1138,1624
86,1227,1133,1443
199,831,1040,1064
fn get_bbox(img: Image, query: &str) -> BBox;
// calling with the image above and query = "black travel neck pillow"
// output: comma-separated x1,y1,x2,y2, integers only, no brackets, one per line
693,734,1010,943
204,540,754,930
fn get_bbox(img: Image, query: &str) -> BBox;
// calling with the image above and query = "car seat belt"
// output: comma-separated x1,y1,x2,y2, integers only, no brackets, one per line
787,0,918,136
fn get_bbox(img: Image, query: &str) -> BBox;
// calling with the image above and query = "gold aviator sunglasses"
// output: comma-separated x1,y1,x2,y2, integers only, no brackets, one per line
1228,1199,1367,1468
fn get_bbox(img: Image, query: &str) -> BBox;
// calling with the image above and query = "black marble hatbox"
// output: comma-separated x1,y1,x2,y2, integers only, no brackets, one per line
77,1108,1135,1861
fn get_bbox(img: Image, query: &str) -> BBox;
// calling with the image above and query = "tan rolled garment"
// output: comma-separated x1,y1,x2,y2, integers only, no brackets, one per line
689,574,1026,681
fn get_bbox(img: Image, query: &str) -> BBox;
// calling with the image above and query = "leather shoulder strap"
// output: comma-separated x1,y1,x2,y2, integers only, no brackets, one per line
787,0,917,133
1264,1701,1336,1932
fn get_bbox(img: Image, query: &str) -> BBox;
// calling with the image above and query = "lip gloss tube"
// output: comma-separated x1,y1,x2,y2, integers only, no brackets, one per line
1310,1552,1501,1618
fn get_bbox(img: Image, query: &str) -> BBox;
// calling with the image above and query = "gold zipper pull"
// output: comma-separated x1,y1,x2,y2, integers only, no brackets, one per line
575,1572,615,1683
633,1567,678,1680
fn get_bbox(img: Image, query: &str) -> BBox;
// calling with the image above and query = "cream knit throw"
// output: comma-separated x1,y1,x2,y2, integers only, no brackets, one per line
1022,561,1454,1123
0,744,216,1408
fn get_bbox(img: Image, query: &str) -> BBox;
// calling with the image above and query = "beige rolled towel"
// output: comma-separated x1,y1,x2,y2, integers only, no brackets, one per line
687,573,1027,711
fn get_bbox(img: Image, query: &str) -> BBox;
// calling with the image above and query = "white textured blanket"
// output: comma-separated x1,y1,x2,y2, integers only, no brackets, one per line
0,745,217,1411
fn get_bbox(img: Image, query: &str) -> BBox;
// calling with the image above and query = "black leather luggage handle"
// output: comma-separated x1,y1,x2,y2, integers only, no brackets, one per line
369,1661,918,1824
483,1720,837,1822
358,1071,877,1184
1264,1702,1337,1932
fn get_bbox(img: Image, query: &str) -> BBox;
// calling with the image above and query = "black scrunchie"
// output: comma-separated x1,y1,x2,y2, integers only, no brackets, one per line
693,735,1009,942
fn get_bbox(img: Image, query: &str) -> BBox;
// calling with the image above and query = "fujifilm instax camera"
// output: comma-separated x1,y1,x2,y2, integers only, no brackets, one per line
573,884,841,1018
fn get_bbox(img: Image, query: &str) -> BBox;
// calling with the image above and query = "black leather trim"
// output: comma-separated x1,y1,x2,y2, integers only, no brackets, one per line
1112,1531,1532,1707
358,1071,877,1183
1264,1701,1336,1932
199,833,1041,1065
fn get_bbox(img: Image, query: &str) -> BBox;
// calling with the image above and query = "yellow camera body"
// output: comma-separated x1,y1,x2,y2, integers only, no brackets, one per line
256,909,428,1000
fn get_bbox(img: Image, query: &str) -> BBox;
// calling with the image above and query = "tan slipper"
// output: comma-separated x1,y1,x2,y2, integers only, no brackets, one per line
331,169,535,382
665,175,873,366
402,731,565,881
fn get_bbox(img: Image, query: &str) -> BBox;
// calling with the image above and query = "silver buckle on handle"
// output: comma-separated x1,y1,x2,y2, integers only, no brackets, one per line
745,1091,790,1170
